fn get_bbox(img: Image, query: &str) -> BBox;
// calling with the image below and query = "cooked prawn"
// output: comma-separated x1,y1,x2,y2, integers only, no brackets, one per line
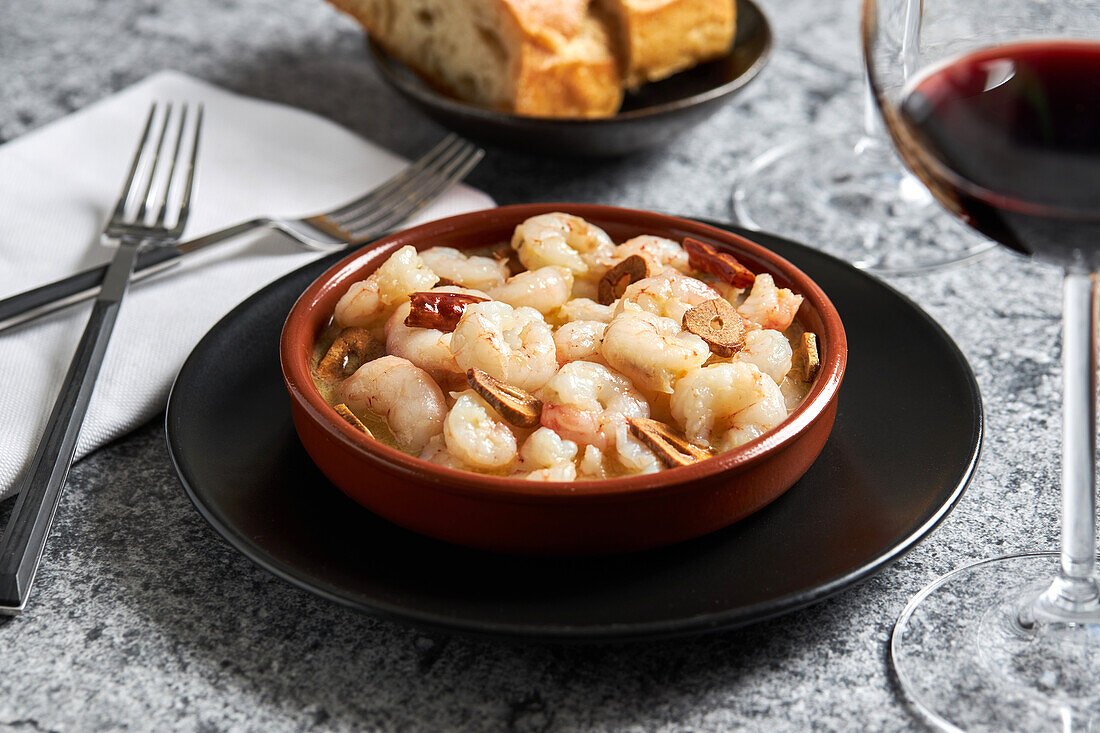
419,246,509,291
670,362,787,451
443,390,518,471
384,285,489,392
613,235,690,275
489,266,574,316
569,278,602,302
737,273,804,332
601,308,710,394
336,355,447,453
450,301,558,392
572,440,659,478
510,212,615,278
514,427,579,481
613,270,723,323
539,361,649,450
726,329,793,384
419,434,468,470
555,297,615,324
334,245,439,329
553,320,608,365
708,279,747,309
612,425,662,474
577,445,609,479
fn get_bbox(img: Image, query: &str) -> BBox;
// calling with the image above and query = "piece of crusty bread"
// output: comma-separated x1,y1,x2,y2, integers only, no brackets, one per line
329,0,624,117
598,0,737,87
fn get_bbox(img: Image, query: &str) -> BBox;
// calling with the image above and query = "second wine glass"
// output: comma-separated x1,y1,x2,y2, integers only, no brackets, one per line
732,8,995,274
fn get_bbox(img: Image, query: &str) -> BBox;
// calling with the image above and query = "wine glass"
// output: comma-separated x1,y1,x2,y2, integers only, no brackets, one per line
731,10,995,274
864,0,1100,728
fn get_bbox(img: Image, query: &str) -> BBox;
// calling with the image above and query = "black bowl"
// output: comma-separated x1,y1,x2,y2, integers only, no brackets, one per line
366,0,772,157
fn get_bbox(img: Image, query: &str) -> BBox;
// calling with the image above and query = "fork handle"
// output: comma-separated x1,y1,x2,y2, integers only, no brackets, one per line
0,246,140,614
0,246,181,334
0,218,273,334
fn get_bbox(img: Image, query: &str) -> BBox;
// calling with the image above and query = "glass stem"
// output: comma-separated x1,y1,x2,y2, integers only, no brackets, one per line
861,77,878,140
1046,270,1100,615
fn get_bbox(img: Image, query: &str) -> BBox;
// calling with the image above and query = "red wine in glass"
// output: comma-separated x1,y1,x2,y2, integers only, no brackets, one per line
896,40,1100,267
874,23,1100,727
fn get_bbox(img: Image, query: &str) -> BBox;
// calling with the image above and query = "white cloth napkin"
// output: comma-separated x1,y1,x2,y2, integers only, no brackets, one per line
0,70,494,501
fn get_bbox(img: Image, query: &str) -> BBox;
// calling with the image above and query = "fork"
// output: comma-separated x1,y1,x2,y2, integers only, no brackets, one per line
0,134,484,333
0,101,202,615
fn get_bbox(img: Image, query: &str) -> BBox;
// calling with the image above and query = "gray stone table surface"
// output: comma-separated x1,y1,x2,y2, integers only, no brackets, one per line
0,0,1068,731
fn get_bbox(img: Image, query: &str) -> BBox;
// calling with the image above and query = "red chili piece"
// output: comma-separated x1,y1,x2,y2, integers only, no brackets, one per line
404,292,490,332
683,237,756,289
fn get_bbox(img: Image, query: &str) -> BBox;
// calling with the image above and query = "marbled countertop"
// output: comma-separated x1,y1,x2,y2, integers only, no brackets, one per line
0,1,1066,731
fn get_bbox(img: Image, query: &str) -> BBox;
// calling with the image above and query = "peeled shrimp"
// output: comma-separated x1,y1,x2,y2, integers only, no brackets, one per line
510,212,615,278
553,320,608,365
737,273,804,332
384,286,489,392
727,329,793,384
515,427,579,481
540,361,649,450
336,355,446,453
443,390,518,471
489,266,574,316
709,279,747,309
419,246,509,291
670,362,787,451
577,445,609,479
450,301,558,392
555,297,615,324
613,270,723,323
334,245,439,329
521,463,578,481
601,308,710,394
612,425,662,475
613,235,690,275
419,435,468,471
569,278,602,302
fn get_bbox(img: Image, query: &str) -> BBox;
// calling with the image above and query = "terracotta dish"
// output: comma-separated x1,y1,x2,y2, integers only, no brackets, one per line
280,204,846,554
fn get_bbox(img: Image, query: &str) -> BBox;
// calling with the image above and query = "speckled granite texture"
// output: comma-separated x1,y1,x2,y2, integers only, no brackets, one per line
0,0,1069,731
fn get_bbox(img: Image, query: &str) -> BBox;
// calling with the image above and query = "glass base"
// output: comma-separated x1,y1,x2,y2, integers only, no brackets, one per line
893,552,1100,732
731,131,996,274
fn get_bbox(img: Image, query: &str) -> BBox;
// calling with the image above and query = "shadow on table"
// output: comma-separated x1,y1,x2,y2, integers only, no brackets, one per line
0,496,11,629
0,494,13,533
0,492,9,629
71,421,900,731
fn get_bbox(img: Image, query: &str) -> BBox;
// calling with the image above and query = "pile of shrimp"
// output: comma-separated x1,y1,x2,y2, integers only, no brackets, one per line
315,213,812,481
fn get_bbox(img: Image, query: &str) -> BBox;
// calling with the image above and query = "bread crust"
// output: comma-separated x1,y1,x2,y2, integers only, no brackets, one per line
601,0,737,87
329,0,622,117
513,10,623,117
327,0,733,118
499,0,588,46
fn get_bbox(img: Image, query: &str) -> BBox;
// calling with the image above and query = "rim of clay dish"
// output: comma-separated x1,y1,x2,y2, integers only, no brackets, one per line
280,204,847,503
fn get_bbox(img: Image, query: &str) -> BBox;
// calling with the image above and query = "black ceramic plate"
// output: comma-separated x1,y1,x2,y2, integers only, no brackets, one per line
367,0,771,157
166,222,981,642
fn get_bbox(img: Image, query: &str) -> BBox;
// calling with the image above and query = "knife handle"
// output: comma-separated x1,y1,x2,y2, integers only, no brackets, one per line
0,247,181,334
0,244,141,614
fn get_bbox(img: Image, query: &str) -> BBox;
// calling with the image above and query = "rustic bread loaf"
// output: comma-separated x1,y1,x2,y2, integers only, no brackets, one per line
328,0,624,117
327,0,736,117
598,0,737,87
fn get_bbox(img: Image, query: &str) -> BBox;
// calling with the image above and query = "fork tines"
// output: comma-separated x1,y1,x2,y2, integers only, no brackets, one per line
319,134,484,243
107,101,203,241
